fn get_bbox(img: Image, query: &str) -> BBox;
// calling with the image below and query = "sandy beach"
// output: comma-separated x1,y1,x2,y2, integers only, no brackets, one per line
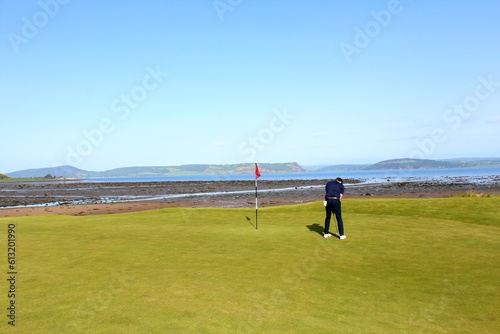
1,175,499,217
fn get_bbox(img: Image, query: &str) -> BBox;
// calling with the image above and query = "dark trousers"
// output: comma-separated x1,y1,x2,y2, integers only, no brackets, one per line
324,199,344,235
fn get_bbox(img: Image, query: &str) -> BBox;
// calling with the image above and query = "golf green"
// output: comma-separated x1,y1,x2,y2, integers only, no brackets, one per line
0,197,498,333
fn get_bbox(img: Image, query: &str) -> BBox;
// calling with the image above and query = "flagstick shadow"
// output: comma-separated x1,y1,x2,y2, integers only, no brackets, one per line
245,216,257,229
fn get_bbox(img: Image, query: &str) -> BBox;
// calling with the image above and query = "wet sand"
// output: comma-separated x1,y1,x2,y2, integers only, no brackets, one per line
1,176,499,217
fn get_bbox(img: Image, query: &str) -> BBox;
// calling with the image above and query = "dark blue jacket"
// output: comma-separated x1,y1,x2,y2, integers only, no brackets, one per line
325,180,344,199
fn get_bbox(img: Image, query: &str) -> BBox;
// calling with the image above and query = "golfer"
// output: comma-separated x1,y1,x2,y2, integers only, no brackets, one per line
323,177,346,239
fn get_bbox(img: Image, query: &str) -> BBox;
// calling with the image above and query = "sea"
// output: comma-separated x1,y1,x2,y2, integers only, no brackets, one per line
5,167,498,208
85,167,500,184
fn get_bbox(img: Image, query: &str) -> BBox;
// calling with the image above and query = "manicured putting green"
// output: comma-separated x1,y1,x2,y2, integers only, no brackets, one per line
0,197,498,333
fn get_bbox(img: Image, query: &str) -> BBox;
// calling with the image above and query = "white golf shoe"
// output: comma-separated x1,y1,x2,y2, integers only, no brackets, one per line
324,233,332,238
340,235,346,240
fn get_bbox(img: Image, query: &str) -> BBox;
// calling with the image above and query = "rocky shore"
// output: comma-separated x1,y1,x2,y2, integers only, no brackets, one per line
1,175,499,217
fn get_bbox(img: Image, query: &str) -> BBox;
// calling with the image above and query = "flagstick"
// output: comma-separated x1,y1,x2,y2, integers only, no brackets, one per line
254,163,260,230
255,178,258,230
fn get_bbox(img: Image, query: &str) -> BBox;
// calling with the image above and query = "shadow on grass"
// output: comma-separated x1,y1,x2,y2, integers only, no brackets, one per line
306,223,324,236
245,216,257,229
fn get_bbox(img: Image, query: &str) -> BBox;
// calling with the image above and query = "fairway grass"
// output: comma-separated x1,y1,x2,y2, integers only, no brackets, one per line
0,197,499,333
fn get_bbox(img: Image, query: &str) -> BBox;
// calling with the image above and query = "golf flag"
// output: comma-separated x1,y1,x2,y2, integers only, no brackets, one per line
255,163,260,229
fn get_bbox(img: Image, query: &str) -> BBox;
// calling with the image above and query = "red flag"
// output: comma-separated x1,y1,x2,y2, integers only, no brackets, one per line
255,163,261,179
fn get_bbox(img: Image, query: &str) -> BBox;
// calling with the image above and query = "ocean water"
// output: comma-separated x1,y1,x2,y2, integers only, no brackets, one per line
5,167,498,208
86,167,500,183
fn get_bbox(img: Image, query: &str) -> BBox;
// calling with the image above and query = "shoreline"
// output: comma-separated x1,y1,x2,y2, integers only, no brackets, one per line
1,176,499,217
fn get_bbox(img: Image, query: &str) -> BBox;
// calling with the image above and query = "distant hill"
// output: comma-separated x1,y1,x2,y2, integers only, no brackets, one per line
442,157,500,168
316,157,500,171
366,158,454,170
7,165,91,178
314,159,451,171
92,163,304,177
7,158,500,178
7,162,305,178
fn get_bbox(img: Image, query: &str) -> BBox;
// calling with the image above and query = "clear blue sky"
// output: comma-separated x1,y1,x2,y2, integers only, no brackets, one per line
1,0,499,172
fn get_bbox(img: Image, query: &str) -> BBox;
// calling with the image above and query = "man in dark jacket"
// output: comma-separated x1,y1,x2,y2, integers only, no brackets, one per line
323,177,346,239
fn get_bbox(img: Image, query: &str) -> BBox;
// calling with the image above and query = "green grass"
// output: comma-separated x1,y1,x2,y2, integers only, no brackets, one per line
451,190,499,198
0,177,55,182
0,197,499,333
